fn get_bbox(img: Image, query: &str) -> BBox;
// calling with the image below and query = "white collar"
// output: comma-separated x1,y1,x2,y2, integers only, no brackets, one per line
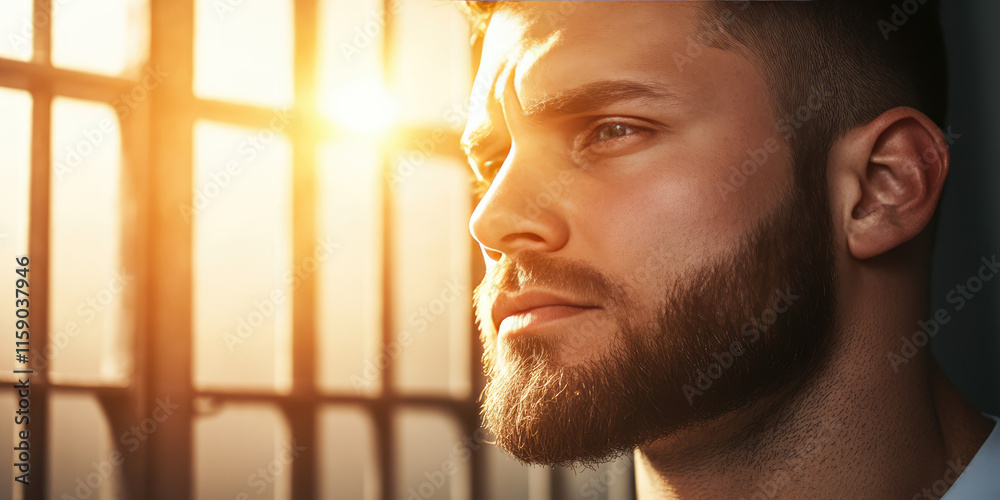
940,413,1000,499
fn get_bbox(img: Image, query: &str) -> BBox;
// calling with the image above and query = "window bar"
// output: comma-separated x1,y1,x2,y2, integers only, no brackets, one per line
467,24,489,499
290,0,320,497
467,198,487,500
25,68,52,500
31,0,51,65
24,5,54,500
110,36,154,500
146,0,196,498
375,125,398,494
377,0,399,499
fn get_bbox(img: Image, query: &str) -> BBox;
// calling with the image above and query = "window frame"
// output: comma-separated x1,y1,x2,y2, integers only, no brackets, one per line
5,0,491,499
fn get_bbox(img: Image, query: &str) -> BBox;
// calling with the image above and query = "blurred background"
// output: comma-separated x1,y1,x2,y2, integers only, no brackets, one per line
0,0,996,499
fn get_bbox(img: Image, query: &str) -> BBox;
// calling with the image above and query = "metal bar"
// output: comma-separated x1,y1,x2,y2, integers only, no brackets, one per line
195,390,478,410
24,79,52,500
290,0,321,497
550,468,566,500
468,198,487,500
146,0,195,498
192,98,299,129
110,44,154,500
23,5,53,497
0,58,135,97
468,21,488,500
377,151,398,500
378,0,399,496
31,0,51,65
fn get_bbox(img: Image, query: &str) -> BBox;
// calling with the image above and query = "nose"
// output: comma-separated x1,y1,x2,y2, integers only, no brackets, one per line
469,143,571,262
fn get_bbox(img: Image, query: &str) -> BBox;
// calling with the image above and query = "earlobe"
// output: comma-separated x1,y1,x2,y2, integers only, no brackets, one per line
837,108,949,260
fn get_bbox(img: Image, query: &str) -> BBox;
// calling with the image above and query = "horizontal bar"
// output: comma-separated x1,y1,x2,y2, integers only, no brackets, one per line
195,390,479,413
0,57,138,100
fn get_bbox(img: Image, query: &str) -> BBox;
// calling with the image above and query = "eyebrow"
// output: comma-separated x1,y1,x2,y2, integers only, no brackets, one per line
521,79,681,121
462,121,493,159
461,79,679,158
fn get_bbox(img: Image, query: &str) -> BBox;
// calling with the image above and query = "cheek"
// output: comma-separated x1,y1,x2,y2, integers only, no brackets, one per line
568,159,748,287
565,139,791,302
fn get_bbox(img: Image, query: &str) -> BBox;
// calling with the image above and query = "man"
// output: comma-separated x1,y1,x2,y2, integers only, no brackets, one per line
461,1,999,498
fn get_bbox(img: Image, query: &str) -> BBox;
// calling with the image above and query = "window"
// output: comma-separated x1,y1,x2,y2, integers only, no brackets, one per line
0,1,634,499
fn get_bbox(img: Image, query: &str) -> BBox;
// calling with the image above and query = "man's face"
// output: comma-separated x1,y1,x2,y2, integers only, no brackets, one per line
466,3,836,465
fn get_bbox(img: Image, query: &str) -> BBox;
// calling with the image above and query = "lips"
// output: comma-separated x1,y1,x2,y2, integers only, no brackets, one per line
491,289,599,334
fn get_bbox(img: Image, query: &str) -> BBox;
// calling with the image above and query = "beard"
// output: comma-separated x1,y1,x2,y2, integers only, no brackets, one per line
473,159,837,467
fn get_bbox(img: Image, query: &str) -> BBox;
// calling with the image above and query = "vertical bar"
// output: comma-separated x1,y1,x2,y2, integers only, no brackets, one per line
468,23,488,500
376,133,397,500
24,83,52,500
24,2,54,499
117,43,154,500
528,466,552,500
378,0,397,499
468,197,487,500
32,0,51,65
146,0,195,498
372,402,393,500
290,0,319,497
550,468,566,500
464,410,484,500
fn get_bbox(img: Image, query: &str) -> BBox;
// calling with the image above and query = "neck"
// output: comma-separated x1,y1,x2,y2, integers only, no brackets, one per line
634,264,994,499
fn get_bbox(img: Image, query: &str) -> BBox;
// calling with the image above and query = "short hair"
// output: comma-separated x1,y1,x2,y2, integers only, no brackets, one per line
697,1,948,150
463,1,949,164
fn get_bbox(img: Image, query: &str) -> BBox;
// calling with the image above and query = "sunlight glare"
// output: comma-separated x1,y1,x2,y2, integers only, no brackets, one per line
323,77,397,134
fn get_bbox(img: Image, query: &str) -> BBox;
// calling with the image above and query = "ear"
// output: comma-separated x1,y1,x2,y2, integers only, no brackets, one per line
828,107,950,260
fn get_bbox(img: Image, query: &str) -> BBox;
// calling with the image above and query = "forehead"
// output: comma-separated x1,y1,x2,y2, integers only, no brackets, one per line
464,3,723,143
502,3,701,85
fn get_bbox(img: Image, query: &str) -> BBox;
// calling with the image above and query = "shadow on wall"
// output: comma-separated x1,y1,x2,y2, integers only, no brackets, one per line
931,0,1000,415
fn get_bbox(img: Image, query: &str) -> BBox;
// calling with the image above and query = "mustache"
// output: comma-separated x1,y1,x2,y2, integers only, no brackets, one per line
473,251,626,323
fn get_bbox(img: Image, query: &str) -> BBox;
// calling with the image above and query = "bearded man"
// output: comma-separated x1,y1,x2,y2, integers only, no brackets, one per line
462,1,999,498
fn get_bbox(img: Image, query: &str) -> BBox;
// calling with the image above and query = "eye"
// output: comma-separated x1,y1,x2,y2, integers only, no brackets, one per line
578,120,649,155
595,123,637,142
477,159,502,181
470,158,504,201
